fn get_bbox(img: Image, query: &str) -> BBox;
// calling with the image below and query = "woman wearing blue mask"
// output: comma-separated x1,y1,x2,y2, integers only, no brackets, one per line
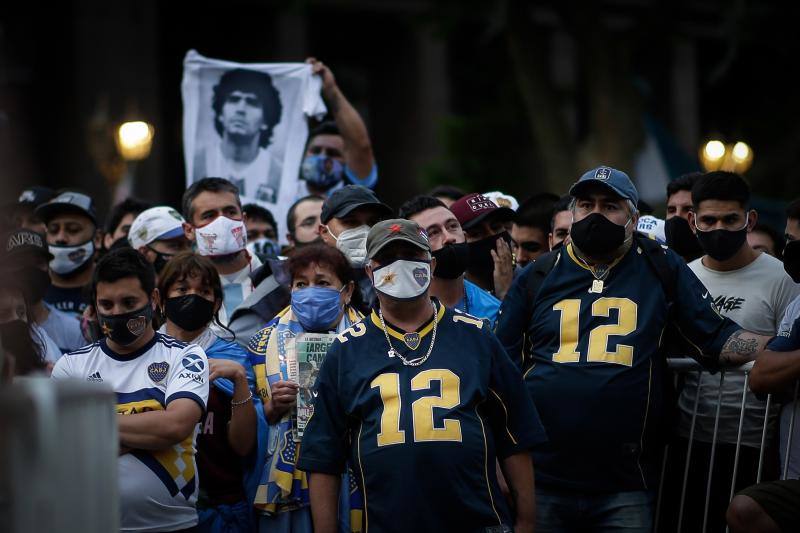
247,243,363,533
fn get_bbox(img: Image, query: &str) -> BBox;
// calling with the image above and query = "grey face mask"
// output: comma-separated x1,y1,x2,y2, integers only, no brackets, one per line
330,224,370,267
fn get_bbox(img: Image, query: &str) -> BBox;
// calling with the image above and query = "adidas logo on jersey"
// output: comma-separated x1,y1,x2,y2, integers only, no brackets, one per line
87,371,103,382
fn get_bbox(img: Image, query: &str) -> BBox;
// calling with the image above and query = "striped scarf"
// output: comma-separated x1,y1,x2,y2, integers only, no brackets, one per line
252,305,364,530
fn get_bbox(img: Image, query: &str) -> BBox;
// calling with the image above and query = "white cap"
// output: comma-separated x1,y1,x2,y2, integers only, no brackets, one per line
128,206,186,250
483,191,519,211
636,215,666,244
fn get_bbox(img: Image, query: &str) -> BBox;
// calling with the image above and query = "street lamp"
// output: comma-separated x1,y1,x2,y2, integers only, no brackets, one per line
115,121,154,161
699,139,753,174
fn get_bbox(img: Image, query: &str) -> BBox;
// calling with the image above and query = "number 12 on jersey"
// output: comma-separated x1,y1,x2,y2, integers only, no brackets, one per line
552,297,638,366
371,369,463,447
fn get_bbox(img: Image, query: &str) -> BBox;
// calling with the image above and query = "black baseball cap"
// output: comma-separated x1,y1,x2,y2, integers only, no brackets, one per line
320,185,392,224
2,229,53,262
35,191,97,226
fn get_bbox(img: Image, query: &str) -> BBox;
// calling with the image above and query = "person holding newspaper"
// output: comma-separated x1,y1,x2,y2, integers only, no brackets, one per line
246,243,365,533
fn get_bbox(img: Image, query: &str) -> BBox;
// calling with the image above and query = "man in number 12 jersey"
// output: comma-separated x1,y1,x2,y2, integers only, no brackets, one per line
297,218,546,533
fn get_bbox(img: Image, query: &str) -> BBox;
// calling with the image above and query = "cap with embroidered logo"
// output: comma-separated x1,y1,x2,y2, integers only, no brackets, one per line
128,206,187,250
367,219,431,259
569,166,640,205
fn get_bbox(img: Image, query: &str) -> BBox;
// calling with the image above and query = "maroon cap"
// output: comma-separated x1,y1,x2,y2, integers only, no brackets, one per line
449,193,515,230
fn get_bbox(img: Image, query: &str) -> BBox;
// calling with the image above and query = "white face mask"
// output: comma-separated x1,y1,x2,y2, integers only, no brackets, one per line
372,259,431,300
195,216,247,257
330,224,370,267
49,240,95,275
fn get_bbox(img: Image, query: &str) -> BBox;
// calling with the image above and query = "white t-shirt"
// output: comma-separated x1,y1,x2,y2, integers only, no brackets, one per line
51,333,209,532
678,253,800,447
194,141,283,204
41,303,87,354
183,50,327,245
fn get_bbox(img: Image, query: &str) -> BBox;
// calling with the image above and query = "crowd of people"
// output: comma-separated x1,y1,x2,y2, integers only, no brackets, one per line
2,60,800,533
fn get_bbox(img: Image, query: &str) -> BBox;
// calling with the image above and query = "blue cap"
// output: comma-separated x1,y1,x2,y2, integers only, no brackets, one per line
569,166,639,206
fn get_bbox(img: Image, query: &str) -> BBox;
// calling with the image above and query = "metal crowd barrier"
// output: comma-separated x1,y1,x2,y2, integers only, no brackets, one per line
0,378,119,533
653,359,799,533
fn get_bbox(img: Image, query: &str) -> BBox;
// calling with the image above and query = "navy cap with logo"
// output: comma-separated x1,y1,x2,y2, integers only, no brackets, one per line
569,166,640,206
320,185,392,224
2,228,54,261
35,191,98,226
367,219,431,259
16,186,56,208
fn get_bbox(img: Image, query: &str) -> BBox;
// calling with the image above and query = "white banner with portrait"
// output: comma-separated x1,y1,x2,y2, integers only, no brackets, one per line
182,50,326,240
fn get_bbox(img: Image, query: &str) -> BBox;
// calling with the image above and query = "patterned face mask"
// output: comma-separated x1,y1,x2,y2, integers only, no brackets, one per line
194,216,247,257
372,259,431,301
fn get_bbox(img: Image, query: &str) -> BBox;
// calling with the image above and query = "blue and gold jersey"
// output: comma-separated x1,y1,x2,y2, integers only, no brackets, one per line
297,302,546,533
497,243,740,492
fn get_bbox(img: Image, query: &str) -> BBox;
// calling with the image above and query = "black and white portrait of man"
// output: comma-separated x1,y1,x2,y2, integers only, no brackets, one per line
192,68,284,203
183,50,327,236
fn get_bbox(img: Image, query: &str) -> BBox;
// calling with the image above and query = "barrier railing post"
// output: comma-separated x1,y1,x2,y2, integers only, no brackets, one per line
678,370,704,533
783,382,799,480
756,394,772,484
702,372,726,533
724,372,750,533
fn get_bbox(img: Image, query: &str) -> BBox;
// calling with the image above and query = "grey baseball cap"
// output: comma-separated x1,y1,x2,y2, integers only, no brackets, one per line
366,219,431,259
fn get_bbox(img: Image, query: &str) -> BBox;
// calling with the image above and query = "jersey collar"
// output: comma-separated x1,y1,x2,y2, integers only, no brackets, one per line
370,299,446,344
565,242,627,277
100,331,160,361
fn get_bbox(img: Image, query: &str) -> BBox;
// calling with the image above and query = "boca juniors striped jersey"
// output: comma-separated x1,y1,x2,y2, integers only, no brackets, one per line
51,332,209,533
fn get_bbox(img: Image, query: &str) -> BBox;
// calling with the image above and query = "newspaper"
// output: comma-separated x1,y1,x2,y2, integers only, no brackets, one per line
293,333,336,439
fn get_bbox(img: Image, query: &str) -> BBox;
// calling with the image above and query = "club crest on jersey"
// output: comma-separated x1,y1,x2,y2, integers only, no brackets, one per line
126,316,147,336
594,167,612,181
403,332,421,350
413,267,429,287
147,361,170,383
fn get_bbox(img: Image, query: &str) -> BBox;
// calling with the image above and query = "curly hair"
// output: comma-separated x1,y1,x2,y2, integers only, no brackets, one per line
212,68,283,148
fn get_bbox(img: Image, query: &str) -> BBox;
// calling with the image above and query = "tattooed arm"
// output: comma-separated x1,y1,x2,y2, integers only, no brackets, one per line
718,329,773,367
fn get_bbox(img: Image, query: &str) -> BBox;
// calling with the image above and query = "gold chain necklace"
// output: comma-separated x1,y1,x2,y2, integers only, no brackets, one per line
378,301,438,366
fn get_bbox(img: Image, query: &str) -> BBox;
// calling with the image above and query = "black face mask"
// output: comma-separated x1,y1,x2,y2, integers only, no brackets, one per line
0,319,45,374
165,295,216,332
665,216,704,261
466,232,512,279
98,303,153,347
570,213,629,258
783,240,800,283
695,227,747,262
432,242,470,279
19,267,52,304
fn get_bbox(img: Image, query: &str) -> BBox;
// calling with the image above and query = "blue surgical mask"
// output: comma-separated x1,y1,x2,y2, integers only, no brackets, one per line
291,286,344,332
301,154,345,190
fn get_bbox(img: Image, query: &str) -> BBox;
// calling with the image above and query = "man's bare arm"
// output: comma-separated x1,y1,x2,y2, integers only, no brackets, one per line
749,348,800,395
308,472,340,533
719,329,772,367
307,58,374,178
